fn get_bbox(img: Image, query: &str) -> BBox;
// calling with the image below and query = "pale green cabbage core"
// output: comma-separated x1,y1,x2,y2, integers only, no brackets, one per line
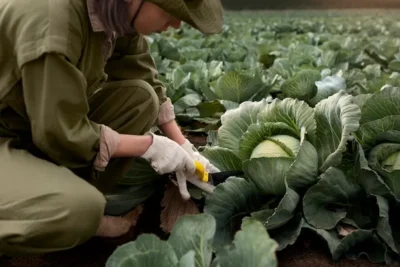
382,151,400,172
250,135,301,159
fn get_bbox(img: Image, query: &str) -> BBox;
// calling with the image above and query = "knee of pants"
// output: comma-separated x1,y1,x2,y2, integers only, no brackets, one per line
56,185,106,245
113,79,160,134
126,79,160,130
89,79,161,135
0,184,106,256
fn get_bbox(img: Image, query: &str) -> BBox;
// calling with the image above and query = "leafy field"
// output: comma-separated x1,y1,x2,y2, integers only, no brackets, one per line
104,10,400,266
3,9,400,267
148,10,400,134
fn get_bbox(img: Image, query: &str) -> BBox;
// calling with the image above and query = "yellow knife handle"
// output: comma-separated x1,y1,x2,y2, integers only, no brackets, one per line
194,161,208,182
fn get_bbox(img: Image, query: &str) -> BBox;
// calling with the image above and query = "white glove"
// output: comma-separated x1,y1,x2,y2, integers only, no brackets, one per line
176,170,216,200
141,133,196,175
181,139,220,173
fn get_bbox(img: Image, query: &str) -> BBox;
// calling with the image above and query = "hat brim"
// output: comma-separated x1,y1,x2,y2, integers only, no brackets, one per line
148,0,224,34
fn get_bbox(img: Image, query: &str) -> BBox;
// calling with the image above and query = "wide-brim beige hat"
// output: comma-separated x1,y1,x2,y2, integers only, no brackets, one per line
147,0,224,34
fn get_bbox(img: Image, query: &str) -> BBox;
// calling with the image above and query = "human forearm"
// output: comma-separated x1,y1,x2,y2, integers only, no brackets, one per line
158,120,186,145
112,134,153,158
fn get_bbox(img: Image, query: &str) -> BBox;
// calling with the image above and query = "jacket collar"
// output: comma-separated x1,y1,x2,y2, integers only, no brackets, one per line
87,0,106,32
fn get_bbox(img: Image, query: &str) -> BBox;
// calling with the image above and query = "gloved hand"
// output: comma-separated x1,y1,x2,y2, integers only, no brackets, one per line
141,133,196,175
180,139,220,173
176,170,216,200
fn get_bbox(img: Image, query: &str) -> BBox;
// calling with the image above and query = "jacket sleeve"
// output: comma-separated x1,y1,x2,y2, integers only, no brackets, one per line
104,34,175,125
21,53,120,170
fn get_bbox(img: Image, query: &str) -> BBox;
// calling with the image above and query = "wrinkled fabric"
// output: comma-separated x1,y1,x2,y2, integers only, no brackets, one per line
0,0,170,171
86,0,122,61
78,79,160,192
0,79,159,256
0,0,174,256
0,137,106,256
94,125,121,172
86,0,175,126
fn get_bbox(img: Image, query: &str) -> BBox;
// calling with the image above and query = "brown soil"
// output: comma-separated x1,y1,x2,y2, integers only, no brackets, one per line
276,233,390,267
0,133,395,267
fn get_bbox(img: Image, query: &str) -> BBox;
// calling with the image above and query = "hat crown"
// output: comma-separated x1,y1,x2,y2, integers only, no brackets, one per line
148,0,224,34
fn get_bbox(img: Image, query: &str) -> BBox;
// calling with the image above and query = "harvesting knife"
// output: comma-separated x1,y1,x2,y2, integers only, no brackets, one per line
175,161,244,200
194,161,244,185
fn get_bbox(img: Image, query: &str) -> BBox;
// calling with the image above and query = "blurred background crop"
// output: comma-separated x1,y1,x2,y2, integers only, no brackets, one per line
220,0,400,9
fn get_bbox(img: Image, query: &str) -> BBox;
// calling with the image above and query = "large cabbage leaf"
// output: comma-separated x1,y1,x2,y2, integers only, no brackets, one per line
216,99,271,152
212,218,278,267
302,139,398,264
355,86,400,199
280,69,320,101
106,213,278,267
209,72,269,103
314,90,361,171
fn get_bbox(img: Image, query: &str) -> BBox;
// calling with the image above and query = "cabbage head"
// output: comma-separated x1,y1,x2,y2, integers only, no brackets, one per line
250,135,301,159
203,90,360,196
202,91,361,250
355,86,400,199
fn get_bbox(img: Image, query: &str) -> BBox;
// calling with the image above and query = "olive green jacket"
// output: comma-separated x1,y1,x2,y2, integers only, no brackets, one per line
0,0,168,169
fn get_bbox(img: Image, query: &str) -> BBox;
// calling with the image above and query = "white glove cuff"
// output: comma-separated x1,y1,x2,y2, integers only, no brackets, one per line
141,132,157,160
157,98,176,125
181,139,195,153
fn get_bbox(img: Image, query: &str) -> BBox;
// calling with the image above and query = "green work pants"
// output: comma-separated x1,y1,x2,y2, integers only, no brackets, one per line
0,79,159,256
